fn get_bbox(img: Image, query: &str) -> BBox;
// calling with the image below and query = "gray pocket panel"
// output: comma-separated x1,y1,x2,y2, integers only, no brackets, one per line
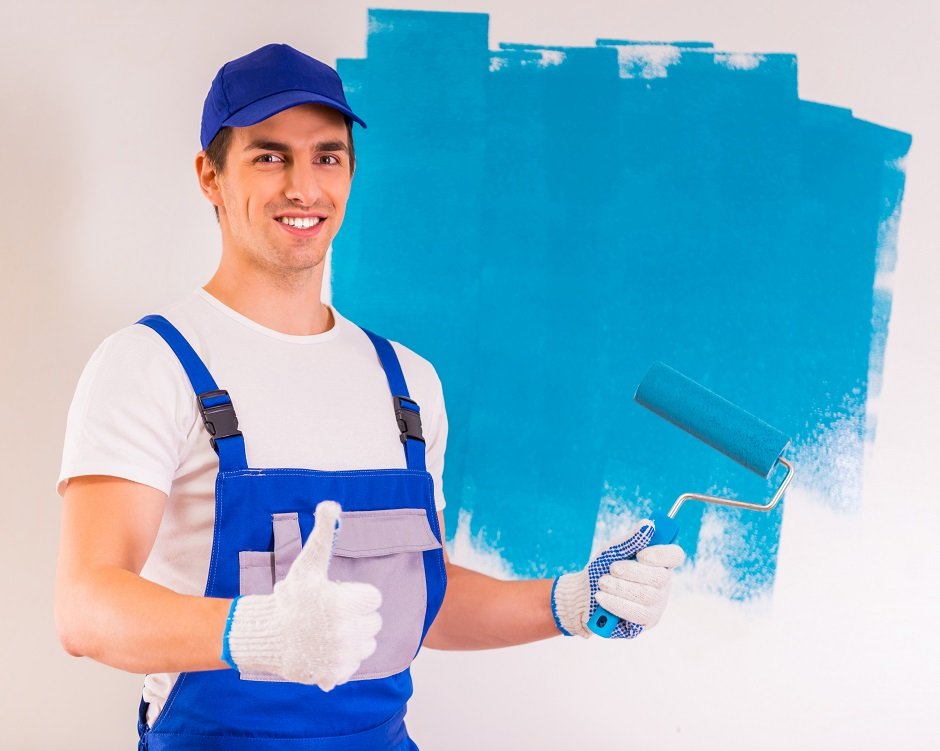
333,508,441,557
238,551,274,596
272,512,302,584
331,508,442,680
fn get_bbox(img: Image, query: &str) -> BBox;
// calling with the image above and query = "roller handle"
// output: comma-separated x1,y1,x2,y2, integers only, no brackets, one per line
587,511,681,638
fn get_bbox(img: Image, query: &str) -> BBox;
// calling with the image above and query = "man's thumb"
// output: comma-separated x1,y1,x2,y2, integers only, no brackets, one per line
292,500,342,577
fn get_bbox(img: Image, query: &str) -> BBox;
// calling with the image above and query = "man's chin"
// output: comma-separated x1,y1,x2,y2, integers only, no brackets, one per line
266,249,329,276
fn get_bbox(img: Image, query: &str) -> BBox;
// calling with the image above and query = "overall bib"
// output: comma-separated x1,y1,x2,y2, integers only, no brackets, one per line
135,315,447,751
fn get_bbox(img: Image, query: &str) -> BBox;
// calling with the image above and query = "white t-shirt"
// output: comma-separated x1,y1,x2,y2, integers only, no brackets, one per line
58,288,447,722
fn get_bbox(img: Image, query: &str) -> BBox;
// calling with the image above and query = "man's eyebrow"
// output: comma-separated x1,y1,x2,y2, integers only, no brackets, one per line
244,140,291,153
243,139,349,153
313,140,349,153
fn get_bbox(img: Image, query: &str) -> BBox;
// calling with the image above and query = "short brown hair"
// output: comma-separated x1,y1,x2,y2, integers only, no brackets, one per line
203,120,356,220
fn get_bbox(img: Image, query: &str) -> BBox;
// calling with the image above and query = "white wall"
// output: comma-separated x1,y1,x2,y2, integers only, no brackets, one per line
2,1,937,748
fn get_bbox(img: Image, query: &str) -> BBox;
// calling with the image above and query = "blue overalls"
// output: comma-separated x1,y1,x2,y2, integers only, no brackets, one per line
135,315,447,750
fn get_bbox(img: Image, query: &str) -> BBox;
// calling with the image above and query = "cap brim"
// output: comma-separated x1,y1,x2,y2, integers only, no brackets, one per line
222,89,367,130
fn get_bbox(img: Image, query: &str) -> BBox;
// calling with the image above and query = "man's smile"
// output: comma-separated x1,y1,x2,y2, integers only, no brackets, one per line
274,212,327,236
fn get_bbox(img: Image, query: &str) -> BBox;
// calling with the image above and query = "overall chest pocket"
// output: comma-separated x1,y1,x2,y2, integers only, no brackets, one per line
238,508,443,682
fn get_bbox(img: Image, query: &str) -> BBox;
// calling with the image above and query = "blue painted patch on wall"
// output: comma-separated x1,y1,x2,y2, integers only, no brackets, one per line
333,9,911,598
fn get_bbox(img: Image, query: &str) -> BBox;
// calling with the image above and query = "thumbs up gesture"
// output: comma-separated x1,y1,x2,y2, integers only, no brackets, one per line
224,501,383,689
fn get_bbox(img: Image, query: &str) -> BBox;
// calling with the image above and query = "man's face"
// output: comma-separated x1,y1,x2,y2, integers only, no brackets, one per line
209,103,353,279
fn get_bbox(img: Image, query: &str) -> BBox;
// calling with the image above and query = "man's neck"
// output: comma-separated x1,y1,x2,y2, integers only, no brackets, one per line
203,266,333,336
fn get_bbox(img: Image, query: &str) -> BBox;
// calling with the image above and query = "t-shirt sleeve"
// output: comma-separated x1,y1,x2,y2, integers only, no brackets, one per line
423,369,449,512
57,325,196,497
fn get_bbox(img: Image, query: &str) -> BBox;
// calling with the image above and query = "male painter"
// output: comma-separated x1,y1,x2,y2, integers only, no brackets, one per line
55,44,685,749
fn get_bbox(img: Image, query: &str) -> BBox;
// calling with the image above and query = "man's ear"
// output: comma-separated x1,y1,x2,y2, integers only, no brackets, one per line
195,151,224,213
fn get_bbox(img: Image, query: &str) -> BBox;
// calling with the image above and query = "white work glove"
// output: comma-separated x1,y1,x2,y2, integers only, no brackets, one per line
551,520,685,639
222,500,382,689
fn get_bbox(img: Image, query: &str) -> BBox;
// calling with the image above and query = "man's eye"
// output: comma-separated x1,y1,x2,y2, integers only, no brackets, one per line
256,154,284,164
317,155,340,165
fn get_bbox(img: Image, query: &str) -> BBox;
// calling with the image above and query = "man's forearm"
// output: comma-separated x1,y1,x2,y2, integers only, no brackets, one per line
56,566,231,674
423,563,559,650
56,476,232,675
59,561,558,666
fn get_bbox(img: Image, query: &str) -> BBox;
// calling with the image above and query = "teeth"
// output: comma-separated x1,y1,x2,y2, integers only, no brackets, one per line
278,217,322,228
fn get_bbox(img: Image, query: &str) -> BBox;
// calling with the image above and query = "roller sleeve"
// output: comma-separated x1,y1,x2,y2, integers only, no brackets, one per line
634,362,790,478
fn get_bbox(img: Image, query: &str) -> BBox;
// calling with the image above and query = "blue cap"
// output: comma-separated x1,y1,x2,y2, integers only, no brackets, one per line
200,44,366,149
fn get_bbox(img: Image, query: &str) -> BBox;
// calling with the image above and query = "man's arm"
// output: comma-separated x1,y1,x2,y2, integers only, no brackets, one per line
423,511,685,649
54,475,231,673
422,511,559,650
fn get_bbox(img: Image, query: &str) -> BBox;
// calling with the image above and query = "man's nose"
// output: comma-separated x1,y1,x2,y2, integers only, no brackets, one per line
284,161,324,205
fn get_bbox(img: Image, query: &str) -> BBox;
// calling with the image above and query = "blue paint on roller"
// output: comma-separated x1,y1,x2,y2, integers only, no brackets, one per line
333,9,912,597
635,362,790,479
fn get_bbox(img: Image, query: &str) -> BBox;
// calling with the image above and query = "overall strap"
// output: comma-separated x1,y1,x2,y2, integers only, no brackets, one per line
137,315,248,472
361,329,427,472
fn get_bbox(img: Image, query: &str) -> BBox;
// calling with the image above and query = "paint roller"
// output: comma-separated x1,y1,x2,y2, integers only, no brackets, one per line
588,361,795,637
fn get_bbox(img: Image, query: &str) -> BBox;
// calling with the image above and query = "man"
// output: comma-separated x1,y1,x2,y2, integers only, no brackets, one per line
55,44,685,749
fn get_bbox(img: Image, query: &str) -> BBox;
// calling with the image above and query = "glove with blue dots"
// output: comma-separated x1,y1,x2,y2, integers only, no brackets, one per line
550,520,685,639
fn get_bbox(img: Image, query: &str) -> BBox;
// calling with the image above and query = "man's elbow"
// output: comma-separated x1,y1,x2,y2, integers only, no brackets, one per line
54,583,94,658
58,632,85,658
55,612,86,657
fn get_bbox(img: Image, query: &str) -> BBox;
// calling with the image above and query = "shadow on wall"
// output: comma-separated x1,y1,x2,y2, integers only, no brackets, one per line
332,9,912,598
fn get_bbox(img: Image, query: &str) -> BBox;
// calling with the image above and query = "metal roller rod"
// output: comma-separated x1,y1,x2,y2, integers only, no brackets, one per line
667,456,794,519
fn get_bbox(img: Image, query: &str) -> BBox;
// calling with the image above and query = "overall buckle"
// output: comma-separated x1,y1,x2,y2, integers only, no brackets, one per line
394,395,425,444
197,389,243,451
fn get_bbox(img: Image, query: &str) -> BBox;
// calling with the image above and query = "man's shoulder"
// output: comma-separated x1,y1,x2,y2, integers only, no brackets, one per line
387,338,445,413
334,312,437,372
92,319,180,367
389,339,441,387
333,311,444,405
81,291,208,380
